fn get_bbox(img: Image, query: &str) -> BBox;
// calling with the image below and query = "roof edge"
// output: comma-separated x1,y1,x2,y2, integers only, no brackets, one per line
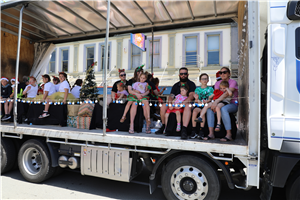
1,1,29,11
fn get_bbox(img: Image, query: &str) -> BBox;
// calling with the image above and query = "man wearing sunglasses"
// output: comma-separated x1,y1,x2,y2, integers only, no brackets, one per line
155,67,196,139
110,69,128,104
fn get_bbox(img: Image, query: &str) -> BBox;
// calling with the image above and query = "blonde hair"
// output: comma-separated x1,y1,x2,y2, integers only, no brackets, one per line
220,80,229,88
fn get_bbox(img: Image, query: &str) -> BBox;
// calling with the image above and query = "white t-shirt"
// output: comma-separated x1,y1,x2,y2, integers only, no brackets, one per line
59,80,70,93
71,85,81,98
44,82,56,96
25,84,38,98
55,83,60,92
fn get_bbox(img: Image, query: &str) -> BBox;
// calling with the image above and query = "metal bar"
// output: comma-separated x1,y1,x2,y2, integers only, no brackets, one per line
2,133,23,139
207,152,233,161
151,27,154,74
213,0,218,17
14,5,25,129
53,1,101,32
2,11,58,37
1,19,46,39
110,2,135,27
13,7,72,36
159,1,173,22
79,1,117,30
30,2,86,34
133,1,153,25
103,0,111,136
186,1,195,20
1,27,33,41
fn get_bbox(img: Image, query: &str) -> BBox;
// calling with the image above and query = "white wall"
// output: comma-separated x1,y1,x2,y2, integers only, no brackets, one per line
45,24,231,75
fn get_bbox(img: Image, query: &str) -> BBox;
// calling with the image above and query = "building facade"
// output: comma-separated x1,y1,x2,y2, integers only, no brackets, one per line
45,23,238,87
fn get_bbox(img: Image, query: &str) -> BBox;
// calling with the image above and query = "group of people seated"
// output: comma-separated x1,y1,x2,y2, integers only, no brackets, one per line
109,65,238,142
1,66,238,143
0,72,82,120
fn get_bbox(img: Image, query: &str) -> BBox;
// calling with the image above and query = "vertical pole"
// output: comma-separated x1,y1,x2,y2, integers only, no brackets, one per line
151,27,154,75
14,5,25,129
103,0,110,136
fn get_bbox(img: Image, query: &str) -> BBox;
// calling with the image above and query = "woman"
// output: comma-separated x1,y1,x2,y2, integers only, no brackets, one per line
127,65,150,134
204,67,238,142
39,72,75,118
110,69,128,104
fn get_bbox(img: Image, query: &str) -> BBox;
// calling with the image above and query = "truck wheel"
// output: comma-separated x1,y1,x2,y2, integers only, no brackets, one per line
18,139,55,183
1,137,17,174
161,155,220,200
286,170,300,200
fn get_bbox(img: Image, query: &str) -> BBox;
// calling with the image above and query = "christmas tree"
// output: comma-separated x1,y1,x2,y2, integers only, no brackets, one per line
80,62,99,99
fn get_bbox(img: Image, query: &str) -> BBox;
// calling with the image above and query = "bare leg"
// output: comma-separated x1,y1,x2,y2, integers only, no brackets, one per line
129,103,138,131
192,108,201,127
175,111,181,124
199,103,212,118
182,104,192,127
201,114,206,128
142,100,150,120
122,101,133,117
4,101,9,114
160,103,168,124
164,113,169,130
8,101,13,114
44,102,50,112
215,106,222,125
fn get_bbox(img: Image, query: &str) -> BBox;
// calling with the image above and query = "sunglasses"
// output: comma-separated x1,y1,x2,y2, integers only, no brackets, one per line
120,74,126,77
180,73,188,76
219,71,229,75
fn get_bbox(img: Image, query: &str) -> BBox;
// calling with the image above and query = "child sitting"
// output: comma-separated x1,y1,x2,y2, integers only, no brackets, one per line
116,82,129,100
71,79,82,99
195,80,232,133
126,73,151,133
191,73,214,139
164,84,189,133
23,76,38,99
0,77,12,120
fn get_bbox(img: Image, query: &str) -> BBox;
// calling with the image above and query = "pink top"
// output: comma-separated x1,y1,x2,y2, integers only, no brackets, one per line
174,94,188,104
214,79,238,104
132,82,148,94
117,90,129,96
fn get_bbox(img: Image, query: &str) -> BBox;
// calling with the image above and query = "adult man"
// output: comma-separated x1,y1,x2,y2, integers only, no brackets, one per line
155,67,196,139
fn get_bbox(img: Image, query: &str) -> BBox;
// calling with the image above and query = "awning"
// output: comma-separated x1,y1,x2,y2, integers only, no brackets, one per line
1,0,238,43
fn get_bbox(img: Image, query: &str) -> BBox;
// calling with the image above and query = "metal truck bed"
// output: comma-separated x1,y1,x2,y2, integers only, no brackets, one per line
0,123,248,155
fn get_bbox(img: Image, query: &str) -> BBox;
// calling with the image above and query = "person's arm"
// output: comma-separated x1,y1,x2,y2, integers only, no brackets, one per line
117,93,124,100
10,91,14,98
111,91,116,101
183,91,194,104
63,88,68,104
23,86,31,95
226,88,233,97
128,86,142,99
168,94,175,105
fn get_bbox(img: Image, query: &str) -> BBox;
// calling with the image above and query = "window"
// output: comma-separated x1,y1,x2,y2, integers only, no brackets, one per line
207,35,220,65
148,40,160,68
86,46,94,68
185,36,197,66
131,44,141,69
62,49,68,72
101,44,110,70
49,51,56,73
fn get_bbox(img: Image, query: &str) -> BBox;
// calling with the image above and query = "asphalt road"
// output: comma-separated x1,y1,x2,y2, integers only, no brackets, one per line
1,169,286,200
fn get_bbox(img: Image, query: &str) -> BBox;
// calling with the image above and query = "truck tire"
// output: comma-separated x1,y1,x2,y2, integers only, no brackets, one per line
161,155,221,200
1,137,17,174
286,170,300,200
18,139,55,183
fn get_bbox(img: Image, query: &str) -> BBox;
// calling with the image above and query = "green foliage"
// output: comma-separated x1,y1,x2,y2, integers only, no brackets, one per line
80,62,99,99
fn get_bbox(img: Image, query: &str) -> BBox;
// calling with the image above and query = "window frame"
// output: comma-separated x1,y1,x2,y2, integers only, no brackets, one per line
58,47,70,72
98,42,111,71
204,31,223,67
182,33,200,68
49,49,56,73
83,43,96,72
128,40,143,70
146,36,162,69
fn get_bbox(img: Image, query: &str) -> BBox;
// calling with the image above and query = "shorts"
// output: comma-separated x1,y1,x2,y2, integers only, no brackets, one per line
166,108,184,114
127,94,149,102
219,101,229,106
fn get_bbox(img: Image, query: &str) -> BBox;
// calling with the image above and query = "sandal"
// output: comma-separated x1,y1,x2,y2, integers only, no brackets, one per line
194,117,203,123
215,124,221,132
129,129,134,134
146,126,151,134
202,135,215,140
39,112,50,118
120,116,126,123
220,137,233,142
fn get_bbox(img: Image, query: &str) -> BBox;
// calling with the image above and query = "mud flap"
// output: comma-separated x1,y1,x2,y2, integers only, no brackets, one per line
149,174,157,194
260,174,273,200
